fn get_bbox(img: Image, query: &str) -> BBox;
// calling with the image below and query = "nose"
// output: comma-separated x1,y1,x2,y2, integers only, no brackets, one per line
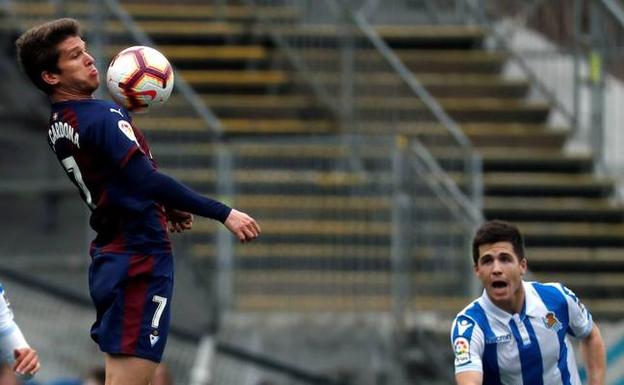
85,52,95,66
491,259,503,275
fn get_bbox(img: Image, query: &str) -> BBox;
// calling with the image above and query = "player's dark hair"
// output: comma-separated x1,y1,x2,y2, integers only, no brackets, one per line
15,18,82,95
472,219,525,265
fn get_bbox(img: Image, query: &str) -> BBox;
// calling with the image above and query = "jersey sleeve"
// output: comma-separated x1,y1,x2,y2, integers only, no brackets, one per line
558,284,593,338
451,314,484,374
0,285,29,363
87,104,144,169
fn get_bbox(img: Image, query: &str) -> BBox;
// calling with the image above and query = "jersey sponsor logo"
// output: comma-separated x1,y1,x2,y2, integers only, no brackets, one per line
49,121,80,150
118,120,140,146
456,319,474,336
454,337,471,366
542,311,563,331
485,333,512,344
109,107,124,117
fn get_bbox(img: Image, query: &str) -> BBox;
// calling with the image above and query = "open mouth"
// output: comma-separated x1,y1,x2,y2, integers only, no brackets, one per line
492,281,508,289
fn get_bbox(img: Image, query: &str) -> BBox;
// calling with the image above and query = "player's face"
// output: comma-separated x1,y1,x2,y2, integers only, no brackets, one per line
475,241,527,314
46,35,99,97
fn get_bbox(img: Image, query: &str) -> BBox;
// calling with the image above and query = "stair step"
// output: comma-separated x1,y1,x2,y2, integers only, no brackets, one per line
287,49,506,74
526,247,624,273
154,95,540,123
8,21,482,46
234,271,458,289
107,45,270,69
12,2,299,21
274,294,620,321
186,217,624,246
167,72,528,98
485,197,624,222
137,116,565,148
159,167,613,198
152,143,589,174
234,294,469,313
519,222,624,247
107,45,505,72
480,172,613,198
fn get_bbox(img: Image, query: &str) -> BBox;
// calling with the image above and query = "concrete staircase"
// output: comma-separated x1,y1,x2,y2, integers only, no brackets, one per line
7,1,624,321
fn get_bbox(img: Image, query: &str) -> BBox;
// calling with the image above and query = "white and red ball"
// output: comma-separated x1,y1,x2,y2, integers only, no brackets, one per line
106,46,174,113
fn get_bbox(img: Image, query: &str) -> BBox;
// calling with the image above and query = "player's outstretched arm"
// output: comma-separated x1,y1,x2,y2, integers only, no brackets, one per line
581,324,606,385
123,154,260,243
224,208,260,243
13,347,40,378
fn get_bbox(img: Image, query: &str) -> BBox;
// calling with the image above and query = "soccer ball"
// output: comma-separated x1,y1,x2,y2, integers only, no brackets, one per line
106,46,174,113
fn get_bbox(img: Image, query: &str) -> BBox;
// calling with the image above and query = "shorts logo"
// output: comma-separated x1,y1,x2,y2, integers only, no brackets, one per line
542,312,562,331
454,337,471,366
150,330,160,347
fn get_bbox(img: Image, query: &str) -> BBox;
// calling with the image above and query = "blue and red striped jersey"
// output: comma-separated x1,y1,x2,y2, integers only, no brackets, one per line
48,98,171,255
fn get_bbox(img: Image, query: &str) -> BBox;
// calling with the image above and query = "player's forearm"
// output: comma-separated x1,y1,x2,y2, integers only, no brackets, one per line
0,323,28,362
581,325,606,385
456,371,482,385
124,154,231,221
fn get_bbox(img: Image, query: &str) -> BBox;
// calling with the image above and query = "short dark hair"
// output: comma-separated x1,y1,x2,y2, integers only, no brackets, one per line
472,219,525,265
15,18,82,94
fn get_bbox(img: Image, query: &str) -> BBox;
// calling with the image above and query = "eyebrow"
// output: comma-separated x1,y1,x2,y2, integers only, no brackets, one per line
64,43,86,56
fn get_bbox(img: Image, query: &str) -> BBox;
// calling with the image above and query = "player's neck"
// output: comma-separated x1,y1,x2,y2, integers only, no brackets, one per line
51,89,94,103
494,287,526,315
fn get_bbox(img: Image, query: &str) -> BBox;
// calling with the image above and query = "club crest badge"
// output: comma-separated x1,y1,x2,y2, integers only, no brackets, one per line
542,311,562,331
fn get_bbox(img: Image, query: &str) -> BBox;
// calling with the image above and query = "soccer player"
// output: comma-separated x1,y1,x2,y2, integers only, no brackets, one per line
0,283,40,379
451,220,605,385
15,18,260,385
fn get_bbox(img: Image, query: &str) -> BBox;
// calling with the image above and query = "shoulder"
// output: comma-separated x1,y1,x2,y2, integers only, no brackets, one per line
528,280,581,314
528,281,569,302
452,299,484,334
89,99,131,120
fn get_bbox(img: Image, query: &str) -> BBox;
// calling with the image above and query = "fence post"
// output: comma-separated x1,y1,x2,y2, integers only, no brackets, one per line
391,135,410,334
589,2,606,170
215,147,234,330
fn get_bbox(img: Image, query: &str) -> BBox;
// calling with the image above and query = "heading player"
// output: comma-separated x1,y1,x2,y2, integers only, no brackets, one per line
15,18,260,385
451,220,605,385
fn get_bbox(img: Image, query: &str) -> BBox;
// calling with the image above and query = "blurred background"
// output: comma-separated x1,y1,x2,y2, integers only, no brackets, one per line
1,0,624,384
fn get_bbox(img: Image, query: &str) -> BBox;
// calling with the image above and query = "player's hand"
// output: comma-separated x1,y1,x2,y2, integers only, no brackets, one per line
224,209,260,243
13,347,40,377
167,209,193,233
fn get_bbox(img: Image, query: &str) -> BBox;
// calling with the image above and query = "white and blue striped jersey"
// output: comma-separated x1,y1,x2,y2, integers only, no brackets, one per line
451,281,593,385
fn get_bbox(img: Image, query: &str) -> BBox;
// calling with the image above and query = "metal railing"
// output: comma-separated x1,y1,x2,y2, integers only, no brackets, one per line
245,0,483,209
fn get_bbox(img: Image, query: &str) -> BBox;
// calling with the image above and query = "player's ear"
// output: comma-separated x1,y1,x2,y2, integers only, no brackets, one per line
519,257,527,275
41,71,60,86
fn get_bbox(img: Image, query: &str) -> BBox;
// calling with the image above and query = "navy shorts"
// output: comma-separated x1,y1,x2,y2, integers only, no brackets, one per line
88,251,173,363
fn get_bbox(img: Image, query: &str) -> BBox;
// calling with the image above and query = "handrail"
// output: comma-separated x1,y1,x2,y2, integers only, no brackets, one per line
350,9,473,152
601,0,624,27
458,0,579,132
345,1,483,215
102,0,225,138
408,138,484,226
